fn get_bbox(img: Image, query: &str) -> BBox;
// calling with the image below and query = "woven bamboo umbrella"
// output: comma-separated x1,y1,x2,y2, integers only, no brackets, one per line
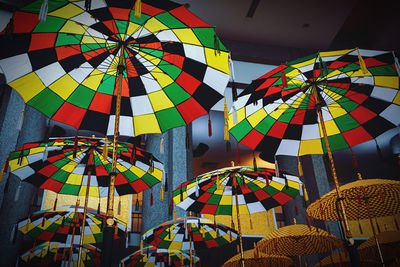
314,251,380,267
306,178,400,266
256,222,343,267
358,230,400,265
222,249,294,267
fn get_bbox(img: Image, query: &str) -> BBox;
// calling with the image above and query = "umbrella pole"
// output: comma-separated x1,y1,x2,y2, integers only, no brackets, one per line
233,172,245,267
77,150,94,267
102,45,125,267
364,198,385,266
68,199,80,267
312,86,352,239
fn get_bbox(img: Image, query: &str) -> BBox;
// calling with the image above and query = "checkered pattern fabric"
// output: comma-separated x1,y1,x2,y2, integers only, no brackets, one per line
0,0,230,136
142,217,238,251
173,166,302,216
20,242,101,266
18,206,127,244
228,48,400,159
256,224,343,256
8,136,163,196
306,179,400,221
121,246,199,267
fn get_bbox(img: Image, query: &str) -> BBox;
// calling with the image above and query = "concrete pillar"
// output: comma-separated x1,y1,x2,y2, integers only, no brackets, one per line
142,125,193,234
0,87,47,266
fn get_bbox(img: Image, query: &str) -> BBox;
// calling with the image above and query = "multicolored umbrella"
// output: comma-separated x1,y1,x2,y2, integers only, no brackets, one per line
18,205,127,244
142,216,238,251
221,249,294,267
306,178,400,221
7,136,163,196
0,0,230,137
20,242,101,266
173,166,302,216
256,224,343,257
121,246,199,267
228,48,400,158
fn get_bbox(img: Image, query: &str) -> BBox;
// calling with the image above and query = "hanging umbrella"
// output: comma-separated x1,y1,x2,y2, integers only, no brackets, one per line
142,216,237,250
121,245,199,267
20,242,101,266
314,251,380,267
17,205,127,245
7,136,163,197
357,230,400,264
228,48,399,158
173,165,301,216
0,0,230,137
172,164,302,267
306,178,400,265
306,179,400,221
256,223,343,267
228,48,400,244
221,249,294,267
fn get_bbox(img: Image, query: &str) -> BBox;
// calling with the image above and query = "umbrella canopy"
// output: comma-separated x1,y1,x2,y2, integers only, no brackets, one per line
172,166,302,216
7,136,163,196
0,0,230,136
314,251,380,267
256,224,343,256
222,249,294,267
142,217,238,251
357,230,400,263
18,205,127,244
228,48,400,160
306,179,400,221
121,246,199,267
20,242,101,266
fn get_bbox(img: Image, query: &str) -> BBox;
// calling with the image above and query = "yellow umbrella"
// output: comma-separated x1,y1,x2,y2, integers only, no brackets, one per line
306,178,400,266
256,223,343,267
358,231,400,265
221,249,293,267
306,179,400,221
314,251,380,267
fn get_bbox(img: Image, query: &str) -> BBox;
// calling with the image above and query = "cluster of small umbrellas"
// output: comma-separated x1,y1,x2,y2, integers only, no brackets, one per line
0,0,399,266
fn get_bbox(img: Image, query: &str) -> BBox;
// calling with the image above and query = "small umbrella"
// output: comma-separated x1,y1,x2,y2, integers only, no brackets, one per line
256,223,343,267
173,164,302,266
18,205,126,245
143,216,237,266
306,178,400,265
228,48,400,243
20,242,101,267
121,245,199,267
222,249,294,267
357,230,400,265
8,136,163,197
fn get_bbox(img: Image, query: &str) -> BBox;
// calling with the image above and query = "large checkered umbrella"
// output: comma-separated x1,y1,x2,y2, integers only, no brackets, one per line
18,205,127,244
228,48,400,160
0,0,230,137
7,136,163,196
